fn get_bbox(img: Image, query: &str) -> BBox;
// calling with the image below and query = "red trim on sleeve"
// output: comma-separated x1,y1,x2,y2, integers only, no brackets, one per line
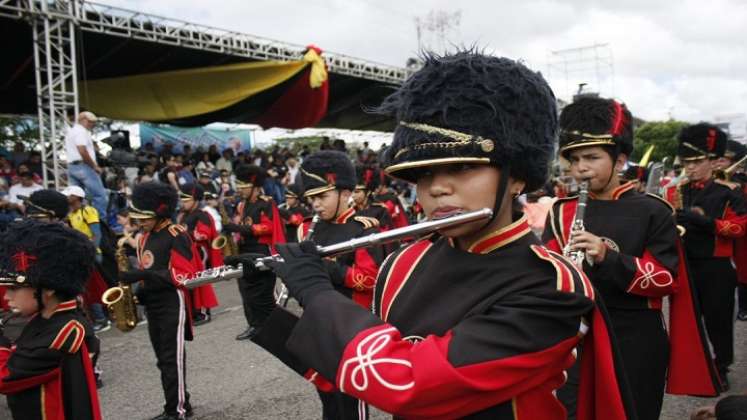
626,250,677,297
42,376,64,420
344,249,381,309
80,342,103,420
335,324,581,419
0,364,60,394
303,369,335,393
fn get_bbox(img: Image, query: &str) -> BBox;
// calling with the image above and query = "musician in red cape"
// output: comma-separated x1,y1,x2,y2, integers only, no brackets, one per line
222,164,286,341
353,164,395,232
118,182,202,420
278,183,311,243
543,98,720,420
177,183,220,325
663,124,747,391
0,219,102,420
252,51,636,420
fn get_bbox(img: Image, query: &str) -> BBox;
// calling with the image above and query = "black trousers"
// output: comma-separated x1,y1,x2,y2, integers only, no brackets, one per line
690,258,736,372
237,269,277,327
146,289,191,418
318,390,368,420
558,309,668,420
738,283,747,313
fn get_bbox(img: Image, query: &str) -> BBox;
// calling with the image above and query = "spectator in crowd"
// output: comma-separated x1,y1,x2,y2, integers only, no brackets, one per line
63,185,111,332
207,144,221,164
178,158,196,186
26,151,43,179
159,153,181,191
197,170,219,196
216,148,234,174
0,191,18,231
64,111,109,218
10,142,28,167
195,152,216,174
0,151,14,185
8,168,43,212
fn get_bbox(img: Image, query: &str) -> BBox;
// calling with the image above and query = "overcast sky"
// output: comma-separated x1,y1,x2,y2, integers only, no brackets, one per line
99,0,746,124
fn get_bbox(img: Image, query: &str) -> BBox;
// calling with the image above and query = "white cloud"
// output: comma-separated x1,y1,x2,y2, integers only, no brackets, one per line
98,0,746,123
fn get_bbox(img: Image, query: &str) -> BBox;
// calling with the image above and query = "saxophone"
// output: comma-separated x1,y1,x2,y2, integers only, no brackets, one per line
563,180,591,268
101,235,140,332
212,200,239,257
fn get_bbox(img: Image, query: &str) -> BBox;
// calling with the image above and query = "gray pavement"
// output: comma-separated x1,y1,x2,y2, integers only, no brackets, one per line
0,279,744,419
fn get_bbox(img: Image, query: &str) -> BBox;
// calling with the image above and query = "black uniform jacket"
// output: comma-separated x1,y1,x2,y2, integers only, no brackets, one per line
257,216,634,420
0,301,101,420
297,207,385,309
544,182,720,396
665,179,747,259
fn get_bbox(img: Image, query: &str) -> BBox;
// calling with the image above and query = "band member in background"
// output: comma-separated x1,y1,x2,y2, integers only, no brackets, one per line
373,175,409,229
353,165,394,231
253,52,634,420
0,220,101,420
118,182,202,420
254,150,385,419
714,140,747,321
665,124,747,391
544,98,719,420
222,165,285,341
201,192,222,233
278,183,311,243
177,183,220,326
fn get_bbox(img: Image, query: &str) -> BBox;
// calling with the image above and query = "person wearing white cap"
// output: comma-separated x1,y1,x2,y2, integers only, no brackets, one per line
64,111,109,218
62,184,111,332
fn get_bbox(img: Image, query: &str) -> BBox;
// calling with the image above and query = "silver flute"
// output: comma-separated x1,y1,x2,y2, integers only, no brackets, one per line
182,208,493,290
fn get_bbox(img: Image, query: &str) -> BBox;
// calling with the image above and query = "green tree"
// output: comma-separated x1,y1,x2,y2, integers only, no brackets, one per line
631,120,688,163
0,115,39,151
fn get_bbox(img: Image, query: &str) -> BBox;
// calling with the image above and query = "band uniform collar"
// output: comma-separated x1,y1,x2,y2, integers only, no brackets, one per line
588,180,637,201
52,300,78,314
457,214,532,254
335,207,356,224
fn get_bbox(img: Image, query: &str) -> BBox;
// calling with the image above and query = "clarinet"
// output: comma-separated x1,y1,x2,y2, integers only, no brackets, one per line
563,180,592,268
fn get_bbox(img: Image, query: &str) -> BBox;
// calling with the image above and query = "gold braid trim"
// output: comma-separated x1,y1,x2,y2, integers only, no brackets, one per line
395,122,495,159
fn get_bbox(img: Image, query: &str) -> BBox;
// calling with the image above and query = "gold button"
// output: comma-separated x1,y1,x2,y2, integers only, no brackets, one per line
480,139,495,153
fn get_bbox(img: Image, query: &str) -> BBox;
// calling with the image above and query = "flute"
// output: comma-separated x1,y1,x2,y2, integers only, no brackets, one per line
182,208,493,290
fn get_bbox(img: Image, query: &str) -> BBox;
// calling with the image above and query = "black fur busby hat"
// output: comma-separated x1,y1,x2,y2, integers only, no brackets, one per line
129,181,178,219
355,165,381,191
677,123,727,161
300,150,356,197
234,164,266,189
558,97,634,158
178,182,204,201
725,139,747,162
379,50,557,192
284,183,304,199
25,189,69,219
0,219,95,298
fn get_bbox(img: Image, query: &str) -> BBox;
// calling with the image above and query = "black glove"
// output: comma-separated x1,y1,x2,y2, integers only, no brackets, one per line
323,259,348,287
118,269,152,284
224,253,266,278
265,241,334,307
677,210,714,232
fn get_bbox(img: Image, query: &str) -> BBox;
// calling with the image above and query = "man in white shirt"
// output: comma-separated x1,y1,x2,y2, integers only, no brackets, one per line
8,169,43,213
65,111,109,218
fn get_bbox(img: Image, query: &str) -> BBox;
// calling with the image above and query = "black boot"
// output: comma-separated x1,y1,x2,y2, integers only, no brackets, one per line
235,326,259,341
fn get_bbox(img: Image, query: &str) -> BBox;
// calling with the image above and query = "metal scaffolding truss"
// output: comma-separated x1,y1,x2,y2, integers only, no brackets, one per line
29,0,80,188
1,0,410,84
1,0,410,185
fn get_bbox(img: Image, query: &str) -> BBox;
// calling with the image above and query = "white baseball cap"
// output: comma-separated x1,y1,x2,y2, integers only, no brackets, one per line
79,111,98,122
62,185,86,198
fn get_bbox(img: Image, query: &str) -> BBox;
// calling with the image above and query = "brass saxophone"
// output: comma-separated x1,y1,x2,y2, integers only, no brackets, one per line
101,235,140,332
563,180,591,268
212,200,239,257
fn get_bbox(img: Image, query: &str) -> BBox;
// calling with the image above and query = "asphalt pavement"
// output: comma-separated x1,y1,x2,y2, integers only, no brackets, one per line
0,279,743,420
